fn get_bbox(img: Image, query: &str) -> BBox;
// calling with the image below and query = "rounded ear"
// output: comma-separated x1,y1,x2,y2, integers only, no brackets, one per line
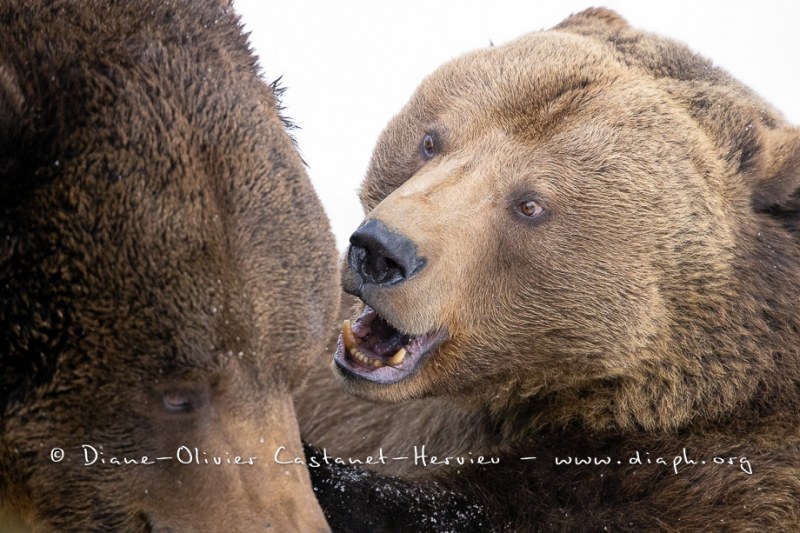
753,128,800,217
554,8,630,32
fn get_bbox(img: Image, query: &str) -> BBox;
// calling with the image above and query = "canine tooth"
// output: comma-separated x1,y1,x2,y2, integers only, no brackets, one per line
387,348,406,365
342,320,357,351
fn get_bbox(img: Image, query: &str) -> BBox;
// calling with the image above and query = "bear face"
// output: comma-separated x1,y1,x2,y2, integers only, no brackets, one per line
333,8,800,434
0,0,337,530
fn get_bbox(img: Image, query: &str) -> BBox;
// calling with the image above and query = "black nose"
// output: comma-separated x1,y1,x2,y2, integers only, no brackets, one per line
348,219,426,286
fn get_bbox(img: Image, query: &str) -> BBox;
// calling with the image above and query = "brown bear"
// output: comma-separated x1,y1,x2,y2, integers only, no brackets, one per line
0,0,338,530
299,8,800,531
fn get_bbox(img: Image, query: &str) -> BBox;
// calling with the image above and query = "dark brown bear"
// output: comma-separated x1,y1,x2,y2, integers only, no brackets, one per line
0,0,338,530
300,8,800,531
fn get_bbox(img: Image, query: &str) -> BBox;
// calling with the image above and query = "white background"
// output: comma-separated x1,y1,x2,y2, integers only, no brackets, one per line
235,1,800,250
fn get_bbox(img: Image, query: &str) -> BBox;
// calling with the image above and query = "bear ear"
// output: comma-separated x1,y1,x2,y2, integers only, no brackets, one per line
554,7,630,32
752,128,800,217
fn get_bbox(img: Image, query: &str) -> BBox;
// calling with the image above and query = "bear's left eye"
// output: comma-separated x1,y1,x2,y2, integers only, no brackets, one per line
420,133,438,160
516,199,545,219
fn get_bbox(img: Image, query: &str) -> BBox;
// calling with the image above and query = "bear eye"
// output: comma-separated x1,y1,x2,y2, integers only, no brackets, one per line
161,389,205,414
155,383,211,417
162,391,192,413
516,199,545,219
420,133,438,160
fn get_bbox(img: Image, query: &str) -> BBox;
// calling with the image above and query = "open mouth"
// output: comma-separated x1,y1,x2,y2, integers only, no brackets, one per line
333,305,447,384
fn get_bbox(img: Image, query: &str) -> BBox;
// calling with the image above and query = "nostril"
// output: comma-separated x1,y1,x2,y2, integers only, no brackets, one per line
367,255,404,285
348,219,425,287
348,243,368,271
383,257,404,278
350,243,402,285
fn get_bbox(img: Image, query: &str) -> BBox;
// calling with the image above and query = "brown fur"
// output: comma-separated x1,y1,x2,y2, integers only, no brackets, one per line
300,8,800,530
0,1,338,530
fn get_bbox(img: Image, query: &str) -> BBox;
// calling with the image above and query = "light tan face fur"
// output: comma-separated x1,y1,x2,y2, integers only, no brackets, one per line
335,16,763,424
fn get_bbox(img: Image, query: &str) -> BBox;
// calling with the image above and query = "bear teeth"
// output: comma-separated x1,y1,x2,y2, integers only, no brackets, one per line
342,320,357,352
351,348,383,368
387,348,406,365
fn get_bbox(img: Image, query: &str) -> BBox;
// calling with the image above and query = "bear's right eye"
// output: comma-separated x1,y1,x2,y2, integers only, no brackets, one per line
420,133,438,160
160,387,208,414
163,391,192,413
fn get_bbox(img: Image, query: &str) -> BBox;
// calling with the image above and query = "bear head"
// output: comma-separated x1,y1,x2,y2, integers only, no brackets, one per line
0,0,337,530
333,8,800,434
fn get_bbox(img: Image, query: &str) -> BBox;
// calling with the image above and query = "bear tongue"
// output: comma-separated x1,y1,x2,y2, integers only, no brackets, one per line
342,319,409,367
350,305,377,338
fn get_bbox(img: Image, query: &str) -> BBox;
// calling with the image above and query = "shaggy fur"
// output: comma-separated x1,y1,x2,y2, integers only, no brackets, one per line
300,8,800,531
0,1,338,530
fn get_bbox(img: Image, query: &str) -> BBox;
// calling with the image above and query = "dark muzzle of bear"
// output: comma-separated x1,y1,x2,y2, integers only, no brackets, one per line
348,219,426,287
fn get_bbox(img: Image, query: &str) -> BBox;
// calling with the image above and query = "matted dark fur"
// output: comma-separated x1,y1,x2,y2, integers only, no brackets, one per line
300,8,800,531
1,0,338,530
